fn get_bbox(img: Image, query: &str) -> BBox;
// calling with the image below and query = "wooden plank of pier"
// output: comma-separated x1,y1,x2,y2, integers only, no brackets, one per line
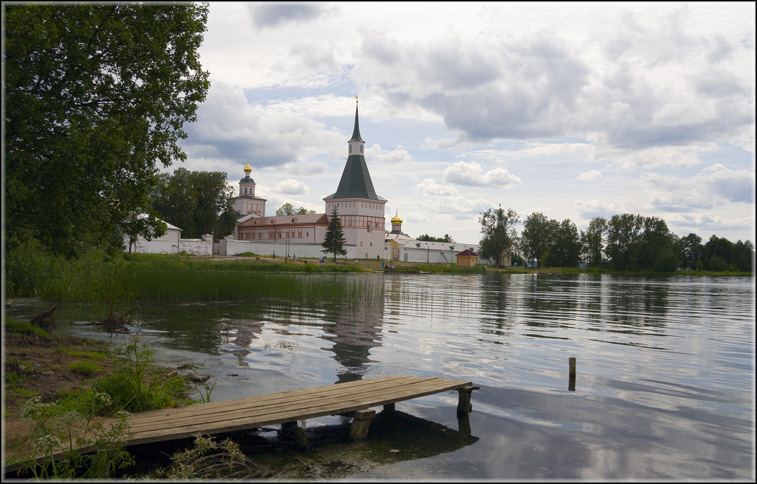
124,375,474,446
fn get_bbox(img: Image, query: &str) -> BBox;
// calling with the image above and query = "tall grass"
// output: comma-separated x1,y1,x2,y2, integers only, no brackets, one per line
15,252,379,304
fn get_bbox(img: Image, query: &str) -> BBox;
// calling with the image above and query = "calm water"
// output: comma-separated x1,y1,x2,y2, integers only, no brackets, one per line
12,273,755,480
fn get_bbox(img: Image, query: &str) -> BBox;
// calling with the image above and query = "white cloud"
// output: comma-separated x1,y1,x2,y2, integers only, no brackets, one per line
577,170,603,182
275,178,309,195
365,144,412,164
575,200,623,219
443,161,522,188
415,178,457,197
645,163,755,211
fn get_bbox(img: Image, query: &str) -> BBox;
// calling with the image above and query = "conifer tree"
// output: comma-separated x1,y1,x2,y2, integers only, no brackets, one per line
322,207,347,263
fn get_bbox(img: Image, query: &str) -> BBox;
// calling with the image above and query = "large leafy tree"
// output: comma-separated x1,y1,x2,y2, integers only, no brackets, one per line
276,203,315,216
520,212,553,267
479,205,519,267
638,216,676,271
5,3,210,256
605,213,644,270
548,219,581,267
580,217,607,267
151,168,236,240
322,207,347,262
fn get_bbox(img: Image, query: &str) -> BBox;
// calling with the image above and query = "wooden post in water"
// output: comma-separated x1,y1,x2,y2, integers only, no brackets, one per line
457,385,479,415
568,357,576,391
349,409,376,441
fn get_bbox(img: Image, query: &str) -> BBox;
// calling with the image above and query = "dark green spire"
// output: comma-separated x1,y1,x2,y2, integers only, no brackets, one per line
350,101,363,142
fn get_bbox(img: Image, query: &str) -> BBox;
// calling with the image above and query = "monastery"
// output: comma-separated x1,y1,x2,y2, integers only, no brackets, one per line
220,100,488,264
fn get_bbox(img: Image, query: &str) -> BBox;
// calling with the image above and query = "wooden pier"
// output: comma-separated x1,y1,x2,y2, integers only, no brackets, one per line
123,375,477,447
13,374,478,467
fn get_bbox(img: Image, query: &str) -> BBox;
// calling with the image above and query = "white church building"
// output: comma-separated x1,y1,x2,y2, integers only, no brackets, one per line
221,99,387,260
220,99,497,265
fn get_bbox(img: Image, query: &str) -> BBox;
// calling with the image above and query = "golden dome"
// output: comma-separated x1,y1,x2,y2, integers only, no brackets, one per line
391,211,402,224
244,161,252,174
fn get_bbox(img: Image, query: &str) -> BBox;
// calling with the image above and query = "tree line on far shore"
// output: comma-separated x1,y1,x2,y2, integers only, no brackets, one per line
477,205,754,272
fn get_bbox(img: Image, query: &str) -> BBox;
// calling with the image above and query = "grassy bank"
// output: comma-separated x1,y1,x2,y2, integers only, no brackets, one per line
7,245,751,304
2,318,200,478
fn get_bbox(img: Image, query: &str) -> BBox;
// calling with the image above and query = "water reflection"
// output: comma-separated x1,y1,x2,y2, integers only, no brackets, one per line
10,273,754,480
320,275,385,383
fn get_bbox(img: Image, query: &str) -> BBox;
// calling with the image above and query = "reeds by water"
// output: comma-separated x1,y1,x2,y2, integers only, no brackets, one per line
36,253,379,304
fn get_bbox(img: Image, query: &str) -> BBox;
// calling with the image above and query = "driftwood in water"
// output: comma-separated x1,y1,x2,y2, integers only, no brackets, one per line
101,304,140,335
31,304,59,332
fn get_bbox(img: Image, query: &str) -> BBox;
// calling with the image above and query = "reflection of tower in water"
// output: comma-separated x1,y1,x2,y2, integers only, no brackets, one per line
221,319,264,366
321,275,385,384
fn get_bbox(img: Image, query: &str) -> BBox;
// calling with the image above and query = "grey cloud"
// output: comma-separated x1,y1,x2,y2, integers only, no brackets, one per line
575,200,621,219
360,33,590,142
692,73,746,98
703,165,755,204
248,2,330,29
645,165,755,213
181,81,337,169
706,35,734,63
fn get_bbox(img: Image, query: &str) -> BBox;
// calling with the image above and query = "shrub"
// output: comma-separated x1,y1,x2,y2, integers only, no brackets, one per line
94,339,187,412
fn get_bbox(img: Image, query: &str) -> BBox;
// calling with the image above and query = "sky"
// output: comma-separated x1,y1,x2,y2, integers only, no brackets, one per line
174,1,756,246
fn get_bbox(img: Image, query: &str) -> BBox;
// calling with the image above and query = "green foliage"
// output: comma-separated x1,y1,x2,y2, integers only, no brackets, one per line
479,205,519,267
16,395,134,479
580,217,607,267
654,249,680,273
521,213,581,267
68,361,103,377
5,318,53,338
4,233,61,297
276,203,316,216
194,380,216,404
322,207,348,262
416,233,455,243
151,168,237,241
94,339,185,412
707,255,728,272
5,3,210,256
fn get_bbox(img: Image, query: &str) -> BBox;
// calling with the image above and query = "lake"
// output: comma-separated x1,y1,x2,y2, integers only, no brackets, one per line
10,272,755,480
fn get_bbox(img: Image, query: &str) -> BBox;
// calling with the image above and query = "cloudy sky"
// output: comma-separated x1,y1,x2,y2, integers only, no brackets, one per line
175,1,755,245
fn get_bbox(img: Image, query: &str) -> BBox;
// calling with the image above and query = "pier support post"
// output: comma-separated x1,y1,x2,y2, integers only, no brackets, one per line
281,421,311,450
349,409,376,441
457,385,479,415
383,403,396,413
569,357,576,392
457,412,472,436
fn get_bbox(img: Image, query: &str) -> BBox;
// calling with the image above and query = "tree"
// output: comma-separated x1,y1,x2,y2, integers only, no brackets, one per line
479,205,519,267
417,234,455,243
638,216,676,270
548,219,581,267
276,203,315,216
605,214,644,270
322,207,347,262
5,3,210,256
675,233,703,270
151,169,235,241
703,235,734,271
580,217,607,267
732,240,755,272
520,212,553,267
